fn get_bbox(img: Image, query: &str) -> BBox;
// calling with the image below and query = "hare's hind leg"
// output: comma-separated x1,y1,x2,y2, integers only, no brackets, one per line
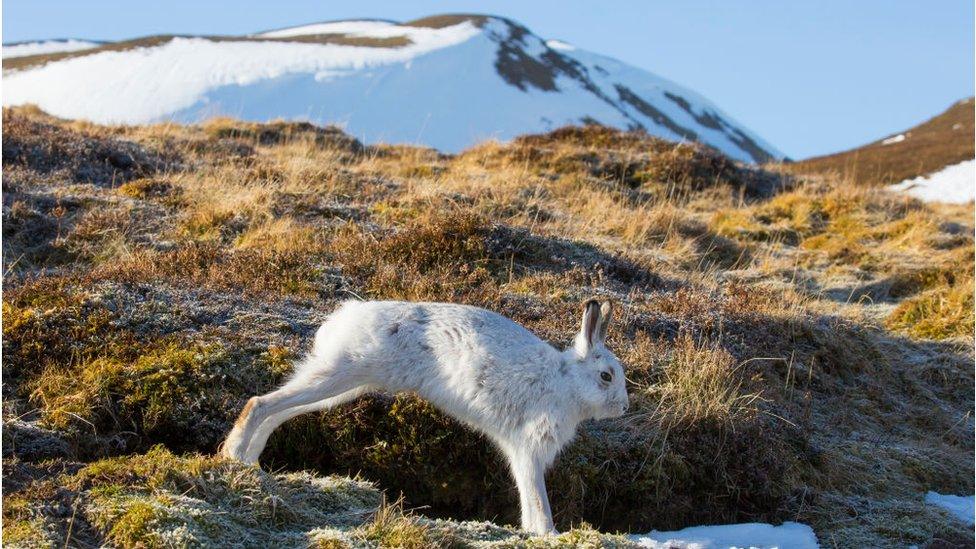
241,385,369,463
222,364,364,464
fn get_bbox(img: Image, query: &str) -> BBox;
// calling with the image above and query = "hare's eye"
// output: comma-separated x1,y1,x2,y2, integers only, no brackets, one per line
600,371,612,383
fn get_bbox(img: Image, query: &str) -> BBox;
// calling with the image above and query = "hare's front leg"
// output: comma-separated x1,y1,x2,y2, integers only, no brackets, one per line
508,450,556,535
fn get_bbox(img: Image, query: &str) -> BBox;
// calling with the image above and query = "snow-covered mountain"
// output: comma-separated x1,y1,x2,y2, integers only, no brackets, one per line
2,15,782,162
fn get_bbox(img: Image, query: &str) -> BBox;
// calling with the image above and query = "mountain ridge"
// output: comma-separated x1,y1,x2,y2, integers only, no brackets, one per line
2,14,782,162
787,97,974,185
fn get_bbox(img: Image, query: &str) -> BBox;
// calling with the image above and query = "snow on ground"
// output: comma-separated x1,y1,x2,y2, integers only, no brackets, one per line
881,133,906,145
925,492,975,525
256,19,468,44
2,39,100,59
887,159,975,204
630,522,819,549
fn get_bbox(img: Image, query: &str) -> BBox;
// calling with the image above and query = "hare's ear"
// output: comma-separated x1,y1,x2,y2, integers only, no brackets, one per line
575,299,603,357
596,300,613,344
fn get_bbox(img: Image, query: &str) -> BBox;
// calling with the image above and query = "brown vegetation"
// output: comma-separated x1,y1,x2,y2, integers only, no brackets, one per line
2,106,973,548
787,97,975,185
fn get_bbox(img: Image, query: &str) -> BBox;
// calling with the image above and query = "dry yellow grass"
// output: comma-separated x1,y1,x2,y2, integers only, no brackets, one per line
629,331,762,429
3,106,973,547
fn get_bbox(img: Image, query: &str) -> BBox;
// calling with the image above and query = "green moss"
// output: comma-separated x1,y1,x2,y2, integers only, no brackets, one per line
265,393,500,519
522,526,637,548
48,447,382,548
1,496,57,549
2,284,139,384
12,310,284,455
309,534,353,548
257,345,297,381
96,497,172,548
31,342,235,437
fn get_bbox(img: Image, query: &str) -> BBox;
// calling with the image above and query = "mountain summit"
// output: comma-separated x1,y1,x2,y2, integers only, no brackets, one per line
3,14,781,162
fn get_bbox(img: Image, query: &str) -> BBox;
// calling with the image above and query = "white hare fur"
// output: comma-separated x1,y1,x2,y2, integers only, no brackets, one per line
222,298,627,535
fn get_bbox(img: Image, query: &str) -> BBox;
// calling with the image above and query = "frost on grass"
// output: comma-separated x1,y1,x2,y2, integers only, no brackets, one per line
2,108,973,547
4,446,381,548
3,447,643,548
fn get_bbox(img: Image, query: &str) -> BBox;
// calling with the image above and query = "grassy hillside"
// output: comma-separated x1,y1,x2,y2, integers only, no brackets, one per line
2,107,973,548
787,98,975,185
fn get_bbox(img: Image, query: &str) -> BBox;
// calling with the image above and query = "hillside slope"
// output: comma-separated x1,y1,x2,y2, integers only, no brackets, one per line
3,108,973,547
2,14,780,162
788,98,974,185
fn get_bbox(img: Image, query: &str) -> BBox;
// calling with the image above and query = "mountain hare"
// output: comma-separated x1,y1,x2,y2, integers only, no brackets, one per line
222,298,628,535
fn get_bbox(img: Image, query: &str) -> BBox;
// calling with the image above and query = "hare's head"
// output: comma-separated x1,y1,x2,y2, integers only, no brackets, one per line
565,299,628,420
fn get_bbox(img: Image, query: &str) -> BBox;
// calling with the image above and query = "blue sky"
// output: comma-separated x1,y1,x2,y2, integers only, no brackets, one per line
3,1,973,159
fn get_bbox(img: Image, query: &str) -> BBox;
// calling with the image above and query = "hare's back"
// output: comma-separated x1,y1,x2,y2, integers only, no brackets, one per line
340,301,549,356
318,300,555,376
420,302,546,348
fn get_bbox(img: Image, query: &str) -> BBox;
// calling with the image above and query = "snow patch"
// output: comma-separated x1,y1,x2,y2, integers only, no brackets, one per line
546,39,576,51
258,21,397,38
881,133,906,145
257,20,477,45
886,159,975,204
925,492,975,525
631,522,819,549
2,39,100,59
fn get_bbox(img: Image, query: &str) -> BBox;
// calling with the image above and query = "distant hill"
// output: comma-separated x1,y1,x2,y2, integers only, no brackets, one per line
787,98,974,185
1,14,781,162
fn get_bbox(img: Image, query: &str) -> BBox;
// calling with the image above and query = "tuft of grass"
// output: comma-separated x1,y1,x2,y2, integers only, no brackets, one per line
631,331,760,429
234,217,322,252
886,281,975,340
117,177,174,199
358,497,444,549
